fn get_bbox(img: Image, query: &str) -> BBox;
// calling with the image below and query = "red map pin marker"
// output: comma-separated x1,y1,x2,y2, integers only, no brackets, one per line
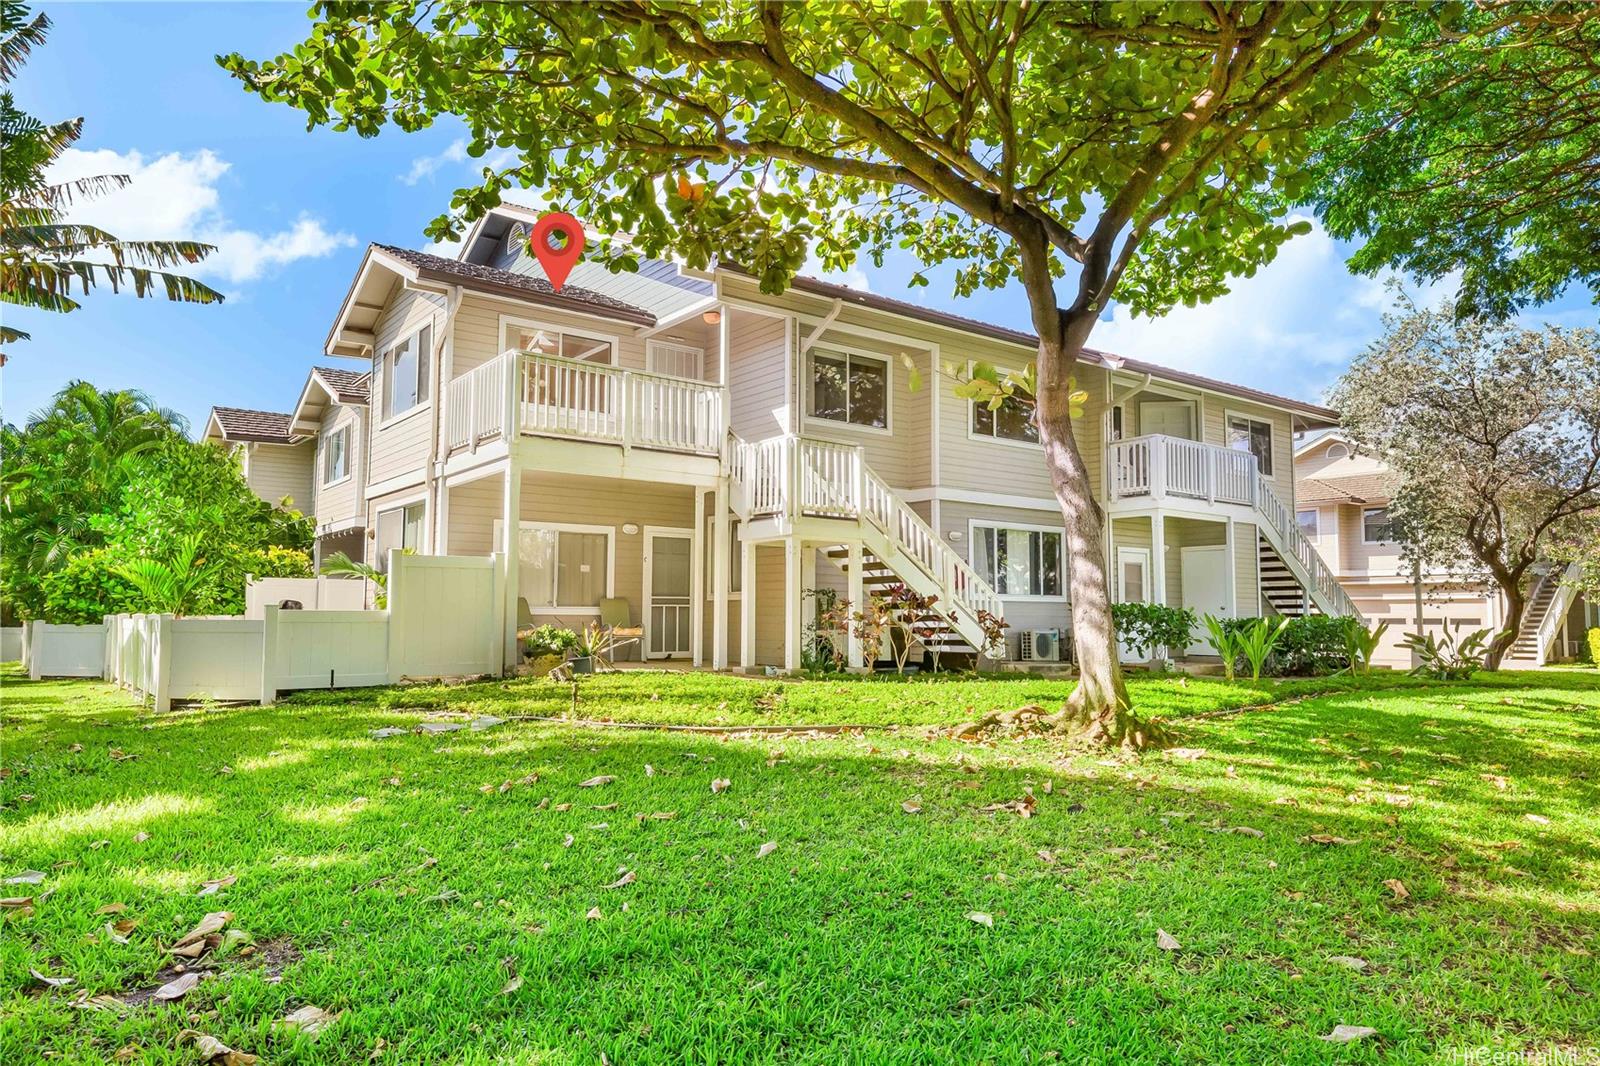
529,212,585,292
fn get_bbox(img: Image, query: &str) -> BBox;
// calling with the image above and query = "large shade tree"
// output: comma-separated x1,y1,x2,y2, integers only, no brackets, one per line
1330,301,1600,669
0,1,222,357
224,1,1391,746
1302,3,1600,320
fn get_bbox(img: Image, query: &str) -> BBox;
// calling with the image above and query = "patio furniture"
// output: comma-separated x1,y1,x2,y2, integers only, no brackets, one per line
599,598,643,665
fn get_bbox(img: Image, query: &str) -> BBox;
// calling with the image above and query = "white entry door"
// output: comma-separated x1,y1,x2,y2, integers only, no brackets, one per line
1115,546,1152,663
1180,545,1230,655
644,527,693,659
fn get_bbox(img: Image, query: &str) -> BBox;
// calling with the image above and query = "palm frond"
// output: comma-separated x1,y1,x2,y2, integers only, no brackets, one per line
0,321,26,344
0,4,48,84
0,259,224,306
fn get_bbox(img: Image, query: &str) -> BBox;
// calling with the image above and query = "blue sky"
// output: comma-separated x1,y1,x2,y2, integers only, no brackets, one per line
4,3,1595,435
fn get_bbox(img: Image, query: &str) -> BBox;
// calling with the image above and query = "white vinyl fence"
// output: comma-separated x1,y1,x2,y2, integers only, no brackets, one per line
245,575,368,618
96,551,506,711
29,621,108,678
1,627,21,663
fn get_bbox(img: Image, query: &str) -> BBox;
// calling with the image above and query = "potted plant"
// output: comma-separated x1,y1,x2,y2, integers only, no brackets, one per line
568,622,613,674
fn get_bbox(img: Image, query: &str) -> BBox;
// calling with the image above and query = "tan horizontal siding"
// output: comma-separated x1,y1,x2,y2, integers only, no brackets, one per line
313,405,363,529
247,441,313,512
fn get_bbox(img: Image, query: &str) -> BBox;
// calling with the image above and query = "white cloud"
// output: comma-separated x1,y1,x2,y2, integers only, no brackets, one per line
1088,217,1423,404
48,147,354,285
401,138,468,186
803,248,871,293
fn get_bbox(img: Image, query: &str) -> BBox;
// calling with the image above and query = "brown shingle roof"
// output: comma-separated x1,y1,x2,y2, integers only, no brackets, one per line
209,407,298,445
375,245,656,326
1298,473,1395,505
313,366,370,406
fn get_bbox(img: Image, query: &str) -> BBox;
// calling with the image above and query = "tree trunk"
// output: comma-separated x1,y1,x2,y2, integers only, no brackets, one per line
1484,581,1526,671
1034,335,1163,750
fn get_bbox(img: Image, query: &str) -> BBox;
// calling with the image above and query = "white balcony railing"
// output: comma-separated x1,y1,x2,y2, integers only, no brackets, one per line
1107,433,1360,619
444,349,725,457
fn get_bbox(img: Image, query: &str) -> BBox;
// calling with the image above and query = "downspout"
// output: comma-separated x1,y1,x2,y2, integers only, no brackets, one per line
425,284,464,553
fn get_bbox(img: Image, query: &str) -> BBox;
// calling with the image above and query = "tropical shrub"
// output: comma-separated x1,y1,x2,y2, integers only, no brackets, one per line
1201,614,1243,681
524,624,579,659
242,545,314,580
1401,627,1492,680
38,549,139,625
1342,620,1391,676
1276,615,1361,675
1587,627,1600,664
1110,603,1196,661
1236,617,1291,682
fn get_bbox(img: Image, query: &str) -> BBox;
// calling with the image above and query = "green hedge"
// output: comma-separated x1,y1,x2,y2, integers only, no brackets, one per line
1587,627,1600,664
1212,614,1360,676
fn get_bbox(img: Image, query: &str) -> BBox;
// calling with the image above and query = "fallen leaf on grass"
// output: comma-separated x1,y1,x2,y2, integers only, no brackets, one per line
280,1005,338,1035
578,776,615,788
1302,834,1356,846
1036,849,1056,864
89,839,110,850
104,919,138,944
1166,747,1207,761
1382,879,1410,901
1105,847,1137,858
499,975,523,995
978,792,1037,818
1328,955,1369,971
900,801,922,815
197,875,236,897
30,967,73,988
711,778,731,794
756,841,778,859
114,1045,139,1062
1215,826,1264,838
554,803,572,812
591,803,618,811
1319,1025,1378,1043
586,906,603,920
131,832,150,843
965,911,993,928
562,834,575,848
173,911,231,949
1525,813,1551,825
1156,929,1181,952
108,748,137,761
644,764,655,777
180,1029,257,1065
4,870,45,885
153,972,200,1002
96,902,128,915
1,897,35,915
602,870,636,890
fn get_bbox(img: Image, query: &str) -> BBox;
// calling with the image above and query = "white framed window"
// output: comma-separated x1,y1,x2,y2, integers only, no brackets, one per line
322,424,350,485
969,372,1039,446
1226,412,1275,476
1296,509,1320,539
503,319,617,365
374,500,425,571
646,340,705,381
703,518,743,599
808,346,889,431
383,325,432,421
1363,506,1398,545
497,520,615,613
1325,442,1351,460
970,521,1065,600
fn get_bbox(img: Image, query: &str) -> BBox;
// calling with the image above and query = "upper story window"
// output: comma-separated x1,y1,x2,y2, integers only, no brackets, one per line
971,388,1039,445
505,323,615,364
1227,414,1274,476
809,347,888,430
1296,509,1319,539
384,326,432,420
972,523,1063,599
1363,506,1399,545
322,424,350,485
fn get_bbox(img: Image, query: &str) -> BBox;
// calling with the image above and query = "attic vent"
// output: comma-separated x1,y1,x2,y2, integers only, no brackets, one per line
505,223,527,256
1325,442,1350,460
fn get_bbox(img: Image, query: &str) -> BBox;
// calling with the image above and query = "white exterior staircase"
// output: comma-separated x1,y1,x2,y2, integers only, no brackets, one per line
1504,564,1580,666
726,433,1005,655
1107,434,1361,620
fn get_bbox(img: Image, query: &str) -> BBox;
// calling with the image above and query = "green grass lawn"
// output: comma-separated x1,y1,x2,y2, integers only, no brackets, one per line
3,665,1597,1064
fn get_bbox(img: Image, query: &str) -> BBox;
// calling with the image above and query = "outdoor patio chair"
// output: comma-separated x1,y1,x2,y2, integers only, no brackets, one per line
599,597,643,666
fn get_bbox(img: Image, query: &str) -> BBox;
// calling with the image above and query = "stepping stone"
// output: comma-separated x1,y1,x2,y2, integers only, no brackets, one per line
469,716,506,731
417,722,466,735
369,728,408,739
